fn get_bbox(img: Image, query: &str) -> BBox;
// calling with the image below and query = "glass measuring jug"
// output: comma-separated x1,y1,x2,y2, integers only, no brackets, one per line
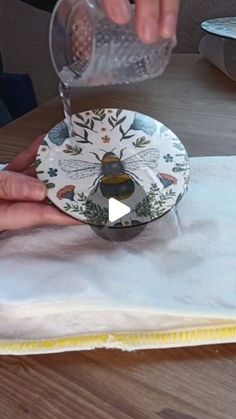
49,0,173,88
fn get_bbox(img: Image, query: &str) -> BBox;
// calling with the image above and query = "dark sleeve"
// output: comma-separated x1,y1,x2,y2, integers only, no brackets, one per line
18,0,57,13
20,0,135,13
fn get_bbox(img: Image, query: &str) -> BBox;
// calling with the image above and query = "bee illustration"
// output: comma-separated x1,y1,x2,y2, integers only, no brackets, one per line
59,148,159,201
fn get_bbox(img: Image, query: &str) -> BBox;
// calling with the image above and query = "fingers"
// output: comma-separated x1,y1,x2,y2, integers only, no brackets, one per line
6,135,45,173
23,166,37,178
103,0,179,44
160,0,180,40
0,201,81,231
136,0,160,44
0,168,81,230
0,171,47,201
41,204,81,227
102,0,131,25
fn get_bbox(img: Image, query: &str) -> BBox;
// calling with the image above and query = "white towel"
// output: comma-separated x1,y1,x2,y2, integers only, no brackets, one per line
0,156,236,354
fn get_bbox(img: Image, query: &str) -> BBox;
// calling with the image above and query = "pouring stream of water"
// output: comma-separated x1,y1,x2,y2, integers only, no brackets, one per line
59,82,74,138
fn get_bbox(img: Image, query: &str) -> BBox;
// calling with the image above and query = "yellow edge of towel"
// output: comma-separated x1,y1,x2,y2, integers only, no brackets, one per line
0,324,236,355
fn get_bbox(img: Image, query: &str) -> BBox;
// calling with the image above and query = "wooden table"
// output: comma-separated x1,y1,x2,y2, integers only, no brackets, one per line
0,54,236,419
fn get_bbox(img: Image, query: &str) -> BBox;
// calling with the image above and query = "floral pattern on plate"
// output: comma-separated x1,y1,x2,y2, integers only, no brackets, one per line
36,109,190,226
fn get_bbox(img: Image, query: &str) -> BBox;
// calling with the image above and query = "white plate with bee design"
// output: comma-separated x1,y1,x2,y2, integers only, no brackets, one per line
36,109,190,227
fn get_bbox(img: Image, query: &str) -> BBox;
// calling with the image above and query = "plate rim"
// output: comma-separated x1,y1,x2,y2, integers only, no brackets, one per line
201,17,236,40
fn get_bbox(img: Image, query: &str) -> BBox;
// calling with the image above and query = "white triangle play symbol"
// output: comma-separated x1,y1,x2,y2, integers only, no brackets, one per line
108,198,131,223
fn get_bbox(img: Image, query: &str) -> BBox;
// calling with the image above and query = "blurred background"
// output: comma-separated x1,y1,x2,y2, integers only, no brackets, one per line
0,0,236,113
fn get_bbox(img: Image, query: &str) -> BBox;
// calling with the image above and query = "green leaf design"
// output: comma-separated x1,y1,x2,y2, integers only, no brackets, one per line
36,170,44,175
64,193,108,224
85,200,109,224
43,179,55,189
35,159,42,168
76,113,85,122
75,128,92,144
75,115,97,133
63,145,82,156
84,130,88,140
90,119,95,130
172,164,187,173
64,203,83,213
75,122,87,129
133,136,150,148
136,184,176,219
119,125,125,136
100,111,106,121
109,111,127,131
77,192,86,202
117,116,126,126
116,109,122,118
47,183,56,189
72,146,82,156
119,126,135,141
108,117,115,129
92,109,106,122
176,193,183,206
173,142,184,151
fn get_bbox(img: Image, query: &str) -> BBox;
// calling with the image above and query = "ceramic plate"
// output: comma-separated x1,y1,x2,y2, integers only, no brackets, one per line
201,17,236,40
36,109,190,226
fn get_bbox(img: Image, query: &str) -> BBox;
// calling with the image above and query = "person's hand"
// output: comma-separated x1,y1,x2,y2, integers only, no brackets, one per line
103,0,180,44
0,136,79,231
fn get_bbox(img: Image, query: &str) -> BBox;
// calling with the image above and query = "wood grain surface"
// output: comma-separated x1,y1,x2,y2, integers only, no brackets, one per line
0,54,236,419
0,345,236,419
1,54,236,162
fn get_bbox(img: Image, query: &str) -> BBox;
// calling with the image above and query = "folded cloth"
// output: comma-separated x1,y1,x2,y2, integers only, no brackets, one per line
0,156,236,354
199,34,236,81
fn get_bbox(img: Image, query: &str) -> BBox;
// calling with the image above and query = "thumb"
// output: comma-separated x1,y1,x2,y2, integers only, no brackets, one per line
0,171,47,201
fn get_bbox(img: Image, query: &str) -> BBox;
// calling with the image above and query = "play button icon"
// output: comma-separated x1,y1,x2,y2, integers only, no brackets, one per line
108,198,131,223
85,177,147,241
